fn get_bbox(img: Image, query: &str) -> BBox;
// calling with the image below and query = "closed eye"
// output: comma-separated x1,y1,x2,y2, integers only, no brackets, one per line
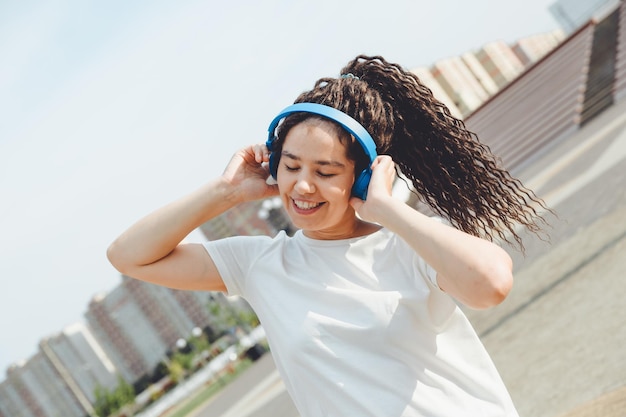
285,165,335,177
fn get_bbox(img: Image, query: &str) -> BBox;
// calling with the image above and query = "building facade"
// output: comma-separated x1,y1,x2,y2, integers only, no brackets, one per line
199,198,295,240
0,352,86,417
85,277,223,383
39,322,118,406
415,31,565,118
549,0,620,33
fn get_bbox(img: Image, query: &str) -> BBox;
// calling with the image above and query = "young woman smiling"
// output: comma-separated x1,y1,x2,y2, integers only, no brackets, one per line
108,55,548,417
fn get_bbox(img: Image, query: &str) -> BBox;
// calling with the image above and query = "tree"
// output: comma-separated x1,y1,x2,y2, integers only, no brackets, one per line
93,376,135,417
208,302,259,333
166,359,186,385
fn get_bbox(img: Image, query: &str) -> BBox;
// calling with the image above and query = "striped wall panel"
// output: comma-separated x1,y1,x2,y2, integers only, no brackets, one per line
464,24,595,175
614,0,626,100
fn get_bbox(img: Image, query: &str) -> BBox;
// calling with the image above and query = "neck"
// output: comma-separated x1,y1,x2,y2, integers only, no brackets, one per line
303,219,381,240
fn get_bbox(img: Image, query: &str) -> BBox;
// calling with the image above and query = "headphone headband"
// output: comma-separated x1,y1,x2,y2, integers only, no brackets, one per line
266,103,377,164
265,103,378,200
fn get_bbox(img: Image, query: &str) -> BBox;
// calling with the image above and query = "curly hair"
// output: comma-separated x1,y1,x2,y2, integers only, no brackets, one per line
275,55,549,250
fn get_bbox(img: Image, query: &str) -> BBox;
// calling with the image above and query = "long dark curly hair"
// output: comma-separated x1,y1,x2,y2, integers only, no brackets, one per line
274,55,549,250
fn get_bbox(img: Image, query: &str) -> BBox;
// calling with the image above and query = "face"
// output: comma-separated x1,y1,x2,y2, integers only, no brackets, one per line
277,119,358,239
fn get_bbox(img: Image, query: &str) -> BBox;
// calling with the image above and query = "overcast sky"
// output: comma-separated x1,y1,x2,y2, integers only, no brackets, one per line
0,0,561,374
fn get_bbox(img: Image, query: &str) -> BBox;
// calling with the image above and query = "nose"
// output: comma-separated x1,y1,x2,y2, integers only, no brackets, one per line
293,173,316,194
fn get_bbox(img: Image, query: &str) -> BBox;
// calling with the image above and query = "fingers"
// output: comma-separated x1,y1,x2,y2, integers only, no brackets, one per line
371,155,395,181
371,154,394,169
225,144,270,179
252,143,271,164
369,155,394,177
368,155,395,197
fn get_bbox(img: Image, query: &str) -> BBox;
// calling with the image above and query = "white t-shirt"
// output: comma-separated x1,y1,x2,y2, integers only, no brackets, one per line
203,228,519,417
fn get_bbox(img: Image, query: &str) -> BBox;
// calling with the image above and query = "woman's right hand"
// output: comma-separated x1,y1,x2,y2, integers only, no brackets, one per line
221,144,279,203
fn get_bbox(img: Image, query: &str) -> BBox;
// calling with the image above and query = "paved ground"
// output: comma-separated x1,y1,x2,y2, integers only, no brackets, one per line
467,98,626,417
189,354,298,417
192,97,626,417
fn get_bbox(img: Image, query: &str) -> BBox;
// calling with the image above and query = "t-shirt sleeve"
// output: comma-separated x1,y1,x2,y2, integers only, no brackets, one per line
392,230,439,289
202,235,270,297
410,247,439,289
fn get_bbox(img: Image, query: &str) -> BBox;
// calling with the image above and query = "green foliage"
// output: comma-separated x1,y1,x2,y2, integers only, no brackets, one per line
171,352,193,371
188,334,211,353
93,376,135,417
165,332,211,383
208,302,260,331
238,309,260,328
167,360,186,384
162,358,254,417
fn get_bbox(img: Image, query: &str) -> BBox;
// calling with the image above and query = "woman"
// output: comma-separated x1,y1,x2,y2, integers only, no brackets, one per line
108,55,547,416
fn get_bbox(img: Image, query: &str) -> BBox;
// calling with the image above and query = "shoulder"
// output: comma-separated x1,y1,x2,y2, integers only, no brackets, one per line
203,231,290,255
201,232,293,296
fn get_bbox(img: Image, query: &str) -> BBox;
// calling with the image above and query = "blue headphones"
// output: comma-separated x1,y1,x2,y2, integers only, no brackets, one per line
265,103,378,200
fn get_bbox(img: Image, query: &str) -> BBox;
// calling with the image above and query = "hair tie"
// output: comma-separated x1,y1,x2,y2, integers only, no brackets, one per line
340,73,359,80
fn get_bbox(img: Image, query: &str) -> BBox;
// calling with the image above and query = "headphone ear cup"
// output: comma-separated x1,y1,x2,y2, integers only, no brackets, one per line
266,137,279,179
268,148,279,179
352,169,371,200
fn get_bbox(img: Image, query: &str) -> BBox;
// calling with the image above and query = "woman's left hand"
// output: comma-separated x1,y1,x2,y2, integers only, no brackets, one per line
350,155,397,223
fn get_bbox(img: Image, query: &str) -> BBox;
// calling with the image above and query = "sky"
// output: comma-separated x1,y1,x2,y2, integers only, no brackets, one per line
0,0,561,374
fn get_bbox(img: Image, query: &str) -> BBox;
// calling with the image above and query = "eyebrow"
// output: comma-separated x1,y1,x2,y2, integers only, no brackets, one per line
281,150,347,168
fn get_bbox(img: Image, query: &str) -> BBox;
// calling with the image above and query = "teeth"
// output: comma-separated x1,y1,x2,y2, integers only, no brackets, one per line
293,200,321,210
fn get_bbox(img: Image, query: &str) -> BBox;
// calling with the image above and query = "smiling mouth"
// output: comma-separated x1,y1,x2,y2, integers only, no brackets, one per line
292,199,324,210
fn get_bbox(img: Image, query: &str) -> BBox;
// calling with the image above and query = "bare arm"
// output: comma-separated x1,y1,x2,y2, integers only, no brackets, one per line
107,145,277,292
352,156,513,310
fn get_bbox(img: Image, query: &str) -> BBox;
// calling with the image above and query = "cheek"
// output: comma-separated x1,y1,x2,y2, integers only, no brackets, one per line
341,173,357,195
329,178,355,201
275,171,293,191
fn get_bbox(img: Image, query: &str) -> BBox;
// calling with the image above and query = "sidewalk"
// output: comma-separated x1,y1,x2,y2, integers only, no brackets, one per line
465,97,626,417
216,368,284,417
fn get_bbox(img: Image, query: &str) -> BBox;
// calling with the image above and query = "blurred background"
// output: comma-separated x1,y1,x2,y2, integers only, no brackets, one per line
1,0,625,416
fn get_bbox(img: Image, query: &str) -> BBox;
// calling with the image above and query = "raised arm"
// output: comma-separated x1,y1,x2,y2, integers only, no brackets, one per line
352,155,513,310
107,144,277,292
